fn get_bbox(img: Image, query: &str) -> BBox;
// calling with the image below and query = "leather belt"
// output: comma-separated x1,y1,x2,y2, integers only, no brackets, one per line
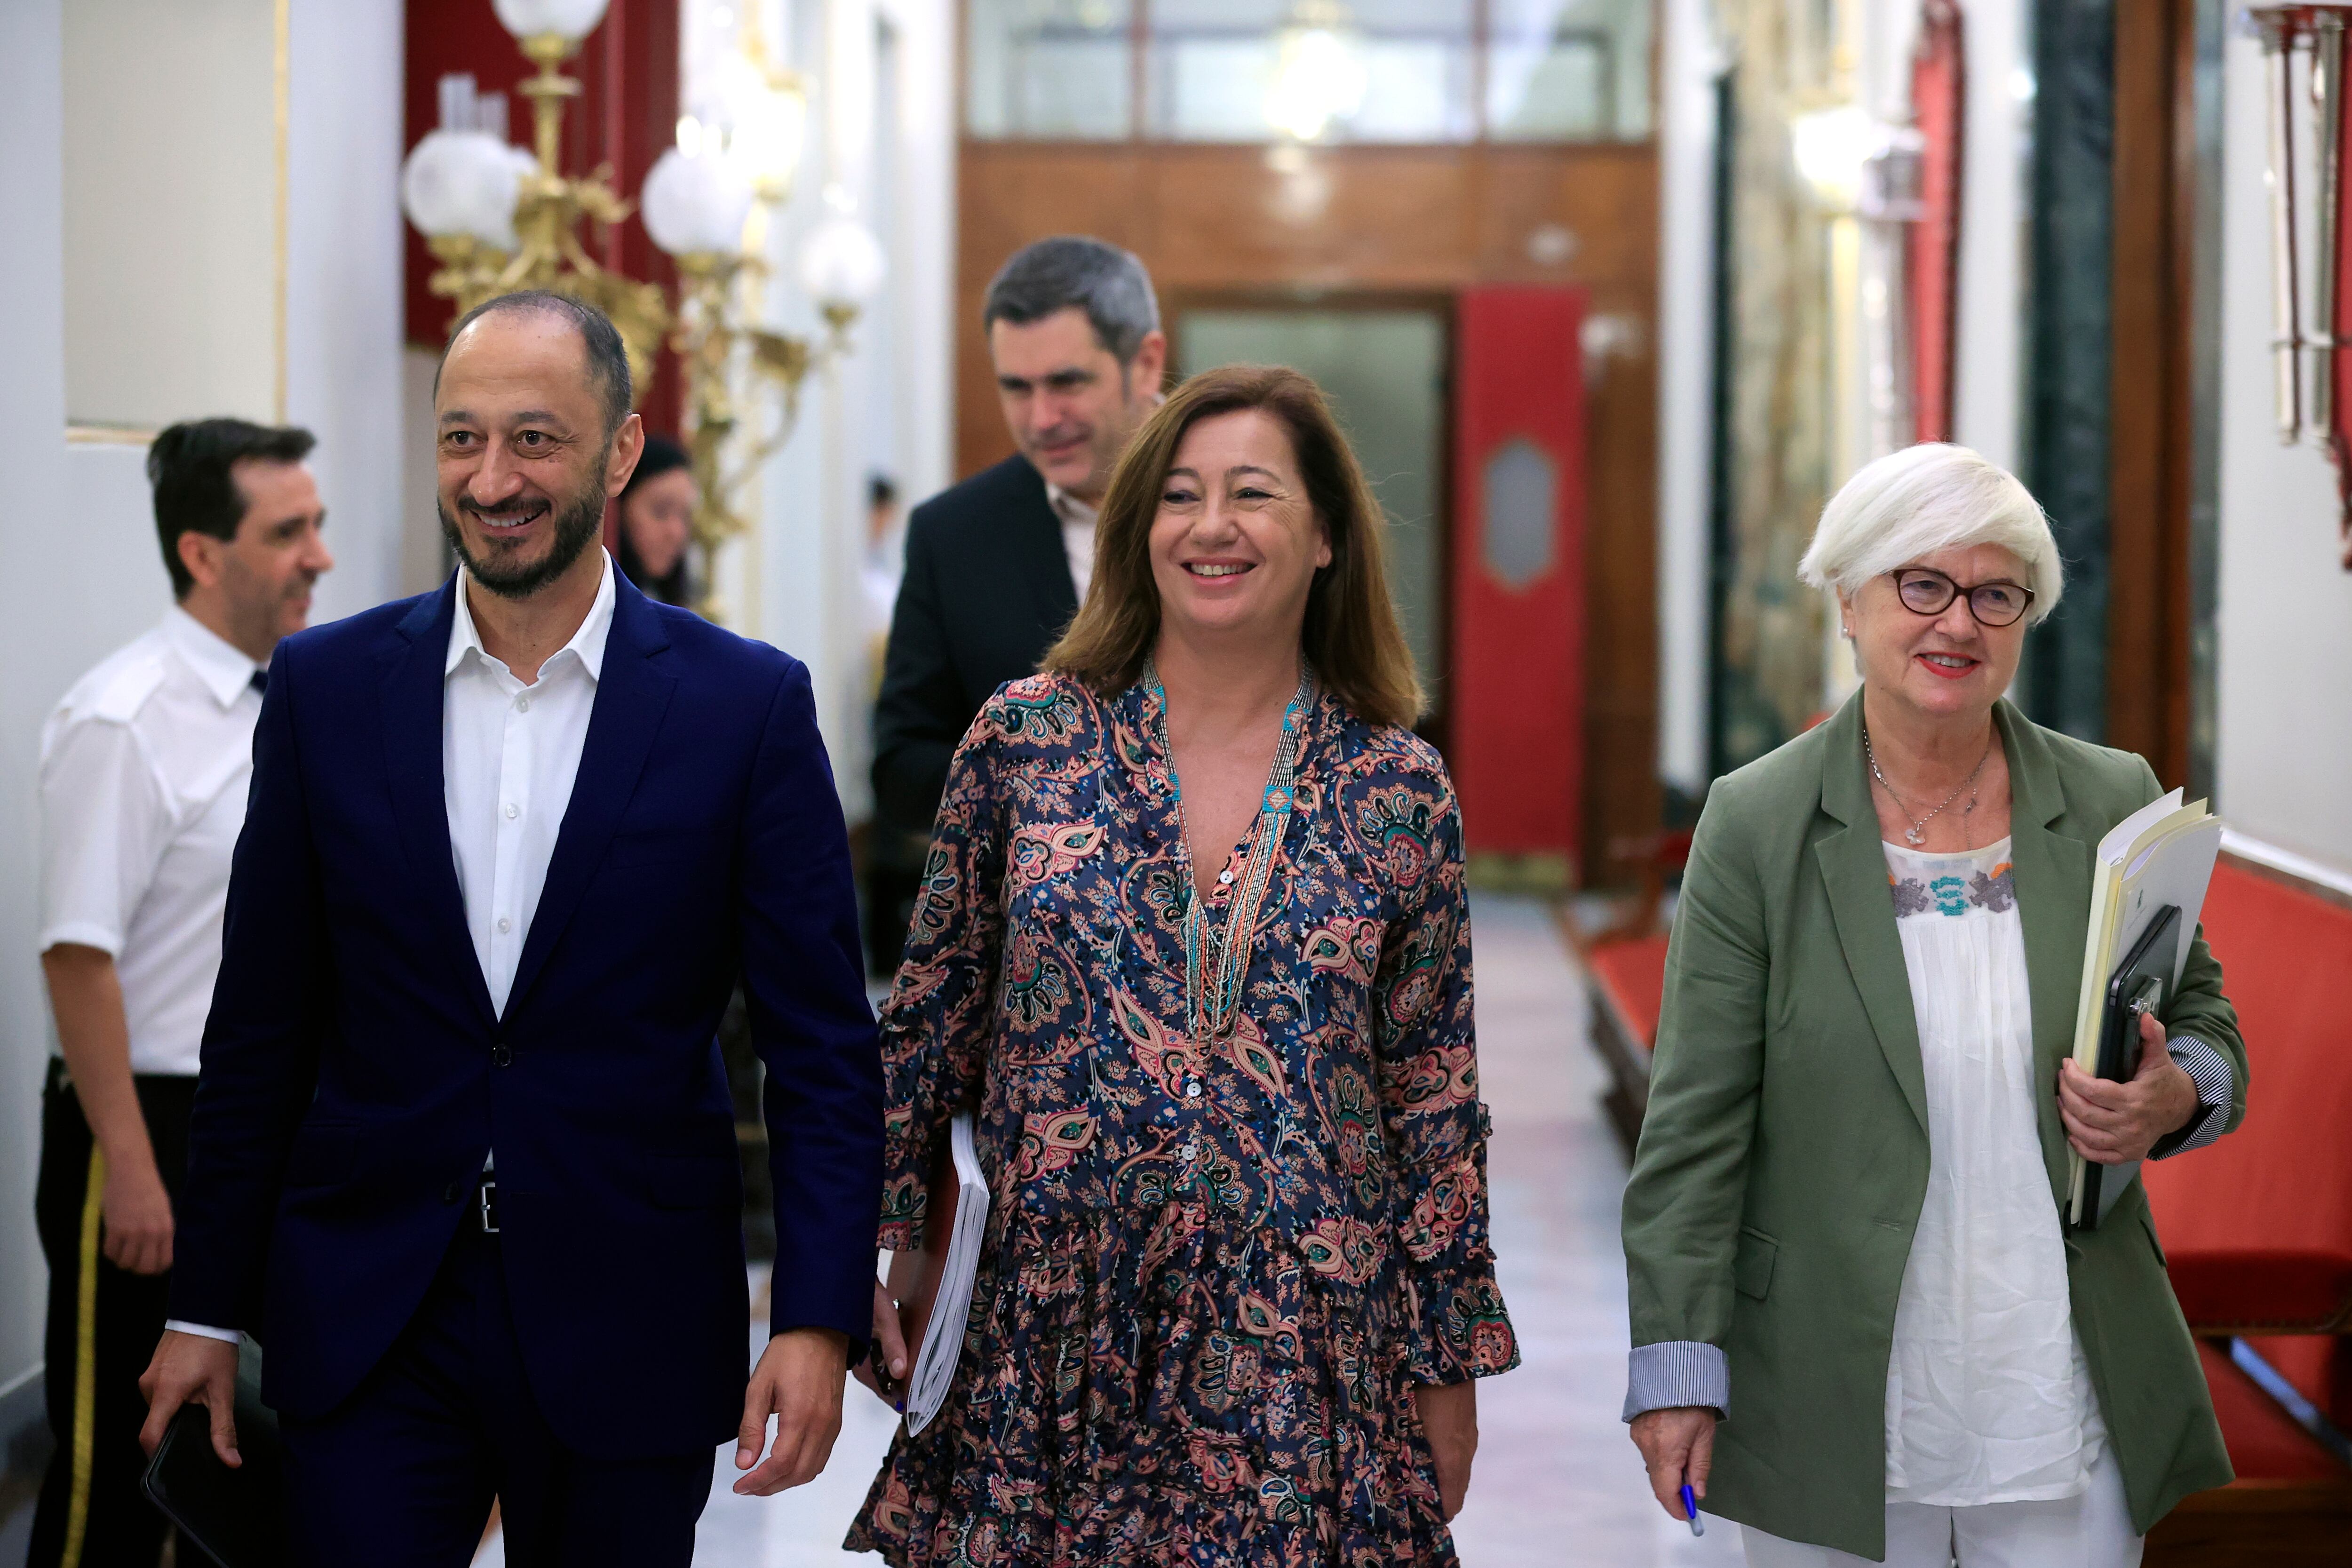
473,1176,500,1235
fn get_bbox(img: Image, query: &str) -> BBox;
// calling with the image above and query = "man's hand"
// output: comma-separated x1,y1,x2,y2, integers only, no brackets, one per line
850,1279,910,1407
732,1327,849,1496
44,944,174,1275
2060,1009,2199,1165
1629,1405,1716,1521
1413,1380,1478,1521
138,1330,241,1465
102,1155,175,1275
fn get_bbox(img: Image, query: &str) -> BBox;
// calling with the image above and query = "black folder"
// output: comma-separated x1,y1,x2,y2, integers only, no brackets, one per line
140,1337,287,1568
2075,903,2180,1231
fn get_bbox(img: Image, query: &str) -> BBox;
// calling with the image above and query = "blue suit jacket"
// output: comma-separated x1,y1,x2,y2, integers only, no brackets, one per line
169,569,884,1459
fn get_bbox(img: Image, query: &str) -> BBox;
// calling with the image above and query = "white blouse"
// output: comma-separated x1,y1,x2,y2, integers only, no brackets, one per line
1880,837,2106,1507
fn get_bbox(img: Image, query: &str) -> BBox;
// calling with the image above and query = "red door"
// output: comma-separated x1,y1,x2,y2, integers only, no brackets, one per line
1449,287,1587,866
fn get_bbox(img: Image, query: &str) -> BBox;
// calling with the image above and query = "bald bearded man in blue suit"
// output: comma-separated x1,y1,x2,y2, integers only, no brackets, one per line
140,292,883,1566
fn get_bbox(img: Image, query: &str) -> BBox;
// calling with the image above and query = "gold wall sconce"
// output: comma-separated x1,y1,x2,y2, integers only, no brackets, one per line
2249,4,2352,567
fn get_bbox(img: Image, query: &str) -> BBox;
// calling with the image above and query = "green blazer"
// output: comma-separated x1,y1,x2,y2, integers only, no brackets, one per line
1621,693,2247,1560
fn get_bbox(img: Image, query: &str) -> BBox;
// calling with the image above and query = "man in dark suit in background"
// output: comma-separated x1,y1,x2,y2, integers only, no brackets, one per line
139,292,882,1565
866,237,1166,966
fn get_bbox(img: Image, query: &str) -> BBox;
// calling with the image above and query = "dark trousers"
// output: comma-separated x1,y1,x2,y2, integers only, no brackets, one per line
29,1061,195,1568
277,1222,712,1568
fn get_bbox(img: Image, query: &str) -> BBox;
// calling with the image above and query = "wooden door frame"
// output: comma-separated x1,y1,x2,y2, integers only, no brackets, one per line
2106,0,2201,788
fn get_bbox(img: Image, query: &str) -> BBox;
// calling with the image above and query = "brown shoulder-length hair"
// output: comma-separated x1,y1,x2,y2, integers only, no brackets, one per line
1044,364,1424,728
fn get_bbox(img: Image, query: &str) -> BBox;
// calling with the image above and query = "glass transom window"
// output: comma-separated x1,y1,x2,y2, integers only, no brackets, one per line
963,0,1655,144
966,0,1136,141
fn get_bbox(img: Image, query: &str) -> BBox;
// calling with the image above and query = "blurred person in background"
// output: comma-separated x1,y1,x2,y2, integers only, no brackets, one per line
862,472,902,645
615,432,695,607
865,236,1167,974
1621,444,2244,1566
847,366,1516,1565
30,418,332,1567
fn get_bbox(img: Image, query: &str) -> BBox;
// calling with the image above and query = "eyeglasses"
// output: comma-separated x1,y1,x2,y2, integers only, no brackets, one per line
1889,567,2035,628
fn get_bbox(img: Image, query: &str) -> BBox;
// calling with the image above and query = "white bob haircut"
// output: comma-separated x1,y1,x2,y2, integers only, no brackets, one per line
1797,443,2063,623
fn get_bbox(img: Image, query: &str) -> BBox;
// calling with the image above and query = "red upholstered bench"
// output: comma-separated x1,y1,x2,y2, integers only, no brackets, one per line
2142,852,2352,1563
2145,860,2352,1337
2242,1335,2352,1435
1576,831,1688,1157
2144,1343,2352,1567
1586,933,1669,1154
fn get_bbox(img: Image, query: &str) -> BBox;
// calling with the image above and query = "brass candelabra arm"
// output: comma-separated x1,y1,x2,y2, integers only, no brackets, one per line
423,234,511,318
516,32,580,176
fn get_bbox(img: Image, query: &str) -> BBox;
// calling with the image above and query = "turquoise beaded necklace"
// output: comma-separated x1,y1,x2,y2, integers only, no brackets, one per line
1144,658,1315,1043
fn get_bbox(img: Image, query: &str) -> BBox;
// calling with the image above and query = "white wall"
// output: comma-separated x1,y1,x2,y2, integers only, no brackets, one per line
1948,0,2027,473
2214,32,2352,873
402,348,451,596
1653,0,1719,795
63,0,279,428
0,0,406,1403
287,0,409,622
0,0,70,1401
882,0,955,510
707,0,953,817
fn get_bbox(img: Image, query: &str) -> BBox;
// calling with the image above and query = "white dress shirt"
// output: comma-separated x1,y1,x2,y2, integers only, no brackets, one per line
39,608,262,1076
168,560,617,1348
444,553,615,1016
1045,482,1097,604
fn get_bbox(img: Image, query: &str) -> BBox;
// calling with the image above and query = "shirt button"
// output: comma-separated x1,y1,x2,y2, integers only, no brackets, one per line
1181,1140,1199,1160
1184,1081,1202,1099
1217,869,1233,886
504,802,519,820
516,696,531,713
496,916,511,934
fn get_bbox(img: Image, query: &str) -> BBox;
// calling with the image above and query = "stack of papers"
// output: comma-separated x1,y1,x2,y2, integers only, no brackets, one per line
902,1113,989,1436
2064,789,2224,1226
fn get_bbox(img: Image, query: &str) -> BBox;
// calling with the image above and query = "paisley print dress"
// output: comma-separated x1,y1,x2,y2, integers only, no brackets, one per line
845,672,1518,1567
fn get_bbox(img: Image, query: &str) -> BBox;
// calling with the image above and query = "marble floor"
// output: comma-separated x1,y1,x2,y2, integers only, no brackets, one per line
488,894,1743,1567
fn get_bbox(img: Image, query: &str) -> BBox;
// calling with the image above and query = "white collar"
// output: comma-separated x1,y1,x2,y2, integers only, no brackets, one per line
1045,482,1100,526
446,549,616,683
163,606,264,709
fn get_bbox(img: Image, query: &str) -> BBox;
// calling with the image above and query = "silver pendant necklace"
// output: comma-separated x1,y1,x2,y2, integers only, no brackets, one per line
1864,724,1992,847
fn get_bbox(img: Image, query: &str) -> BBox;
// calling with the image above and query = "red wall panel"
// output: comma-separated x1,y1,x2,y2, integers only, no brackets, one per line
1909,0,1964,445
1449,287,1588,862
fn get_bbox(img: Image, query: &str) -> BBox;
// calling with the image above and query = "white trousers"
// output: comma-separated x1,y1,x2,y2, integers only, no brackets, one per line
1740,1446,2142,1568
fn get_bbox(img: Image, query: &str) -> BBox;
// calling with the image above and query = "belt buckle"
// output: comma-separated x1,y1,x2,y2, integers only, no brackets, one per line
477,1179,500,1234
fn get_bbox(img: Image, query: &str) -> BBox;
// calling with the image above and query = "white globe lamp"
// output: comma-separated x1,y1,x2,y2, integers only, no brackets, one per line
797,215,886,319
401,129,525,248
641,147,755,260
491,0,612,42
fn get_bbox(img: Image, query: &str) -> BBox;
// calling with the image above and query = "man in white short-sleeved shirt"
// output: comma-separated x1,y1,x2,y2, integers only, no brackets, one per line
27,418,332,1568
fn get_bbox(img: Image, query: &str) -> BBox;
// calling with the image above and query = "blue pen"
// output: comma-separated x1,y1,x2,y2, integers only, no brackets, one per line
1679,1479,1705,1537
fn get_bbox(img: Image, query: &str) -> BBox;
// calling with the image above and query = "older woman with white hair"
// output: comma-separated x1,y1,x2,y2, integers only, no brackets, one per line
1619,444,2247,1565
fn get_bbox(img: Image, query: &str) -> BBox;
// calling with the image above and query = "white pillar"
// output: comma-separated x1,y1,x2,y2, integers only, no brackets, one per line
1654,0,1724,795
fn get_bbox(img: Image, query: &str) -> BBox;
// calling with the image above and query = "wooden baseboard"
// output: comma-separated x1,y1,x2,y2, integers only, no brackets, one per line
2146,1480,2352,1568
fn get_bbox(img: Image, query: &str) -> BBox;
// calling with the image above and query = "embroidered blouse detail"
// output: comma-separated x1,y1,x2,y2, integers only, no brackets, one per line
1888,856,2017,920
849,672,1517,1567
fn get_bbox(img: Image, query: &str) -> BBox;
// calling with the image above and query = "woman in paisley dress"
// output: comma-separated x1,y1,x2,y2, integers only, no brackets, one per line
845,365,1518,1566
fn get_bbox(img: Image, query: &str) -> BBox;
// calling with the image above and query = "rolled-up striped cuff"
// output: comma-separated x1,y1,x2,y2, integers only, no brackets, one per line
2150,1035,2233,1160
1623,1340,1728,1422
